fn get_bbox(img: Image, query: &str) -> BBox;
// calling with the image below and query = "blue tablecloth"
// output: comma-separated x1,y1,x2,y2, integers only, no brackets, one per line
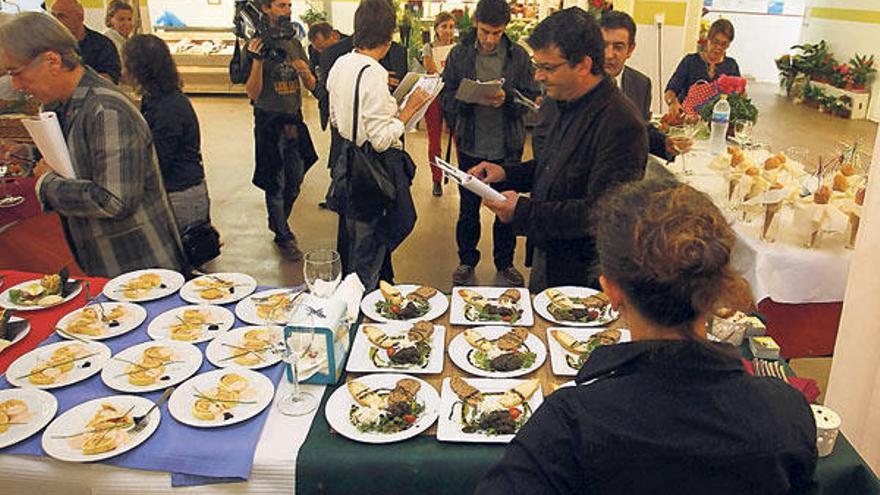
0,286,286,487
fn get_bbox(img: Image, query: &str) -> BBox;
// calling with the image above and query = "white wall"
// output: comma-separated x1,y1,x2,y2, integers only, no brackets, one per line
628,24,688,116
704,12,803,84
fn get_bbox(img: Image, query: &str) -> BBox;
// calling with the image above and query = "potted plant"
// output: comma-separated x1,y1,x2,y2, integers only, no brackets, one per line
299,5,327,27
848,54,876,91
836,95,853,118
587,0,613,19
699,93,758,136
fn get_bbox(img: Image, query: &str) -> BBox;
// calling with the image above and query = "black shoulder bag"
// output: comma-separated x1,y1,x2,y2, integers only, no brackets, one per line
340,64,397,220
229,36,252,85
181,220,221,268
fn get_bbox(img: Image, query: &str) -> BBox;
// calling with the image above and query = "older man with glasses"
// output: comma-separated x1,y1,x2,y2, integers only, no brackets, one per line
0,13,187,278
468,7,647,292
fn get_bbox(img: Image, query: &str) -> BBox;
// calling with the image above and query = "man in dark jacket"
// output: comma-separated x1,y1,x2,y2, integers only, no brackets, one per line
471,8,647,291
442,0,538,287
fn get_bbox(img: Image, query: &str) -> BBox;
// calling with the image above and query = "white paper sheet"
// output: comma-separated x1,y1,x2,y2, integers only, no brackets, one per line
454,78,504,105
21,112,75,179
393,73,444,132
434,157,505,202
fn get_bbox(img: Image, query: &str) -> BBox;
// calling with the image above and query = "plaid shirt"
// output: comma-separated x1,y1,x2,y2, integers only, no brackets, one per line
37,68,186,277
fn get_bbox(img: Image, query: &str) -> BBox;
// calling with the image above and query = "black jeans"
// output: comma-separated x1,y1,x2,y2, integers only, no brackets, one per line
254,110,304,242
456,151,515,270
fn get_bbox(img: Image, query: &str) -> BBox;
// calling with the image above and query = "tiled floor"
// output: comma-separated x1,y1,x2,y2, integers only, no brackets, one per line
195,81,877,292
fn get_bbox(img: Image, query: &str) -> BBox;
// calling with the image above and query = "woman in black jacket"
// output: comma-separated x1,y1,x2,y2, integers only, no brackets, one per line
477,179,818,495
123,34,213,237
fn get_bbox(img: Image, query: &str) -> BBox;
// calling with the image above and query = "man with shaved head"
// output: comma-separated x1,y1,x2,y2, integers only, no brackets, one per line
51,0,120,83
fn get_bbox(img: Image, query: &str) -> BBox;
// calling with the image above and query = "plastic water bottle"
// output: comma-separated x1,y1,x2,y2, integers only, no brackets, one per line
710,94,731,155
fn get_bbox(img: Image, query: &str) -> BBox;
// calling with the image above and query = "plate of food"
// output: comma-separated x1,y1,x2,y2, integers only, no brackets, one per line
102,269,185,302
101,341,203,393
0,268,82,311
437,377,543,443
0,388,58,449
167,367,275,428
450,287,533,326
234,288,305,326
179,273,258,306
533,287,619,327
6,340,112,389
205,326,285,370
360,282,448,323
41,395,160,462
55,302,147,341
547,328,630,376
147,305,235,344
0,309,31,353
346,321,445,374
324,374,439,444
448,326,546,378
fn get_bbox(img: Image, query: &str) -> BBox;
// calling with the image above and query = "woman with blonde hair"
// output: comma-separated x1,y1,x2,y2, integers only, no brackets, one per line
104,0,134,56
422,11,456,196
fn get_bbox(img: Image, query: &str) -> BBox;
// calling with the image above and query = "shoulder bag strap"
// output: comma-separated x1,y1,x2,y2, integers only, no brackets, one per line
351,64,371,145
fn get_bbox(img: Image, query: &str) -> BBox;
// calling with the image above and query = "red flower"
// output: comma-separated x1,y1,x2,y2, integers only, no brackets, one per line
591,0,603,7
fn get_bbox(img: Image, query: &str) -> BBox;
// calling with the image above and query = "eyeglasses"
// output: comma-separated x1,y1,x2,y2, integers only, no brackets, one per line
708,37,731,49
4,55,44,77
531,60,567,74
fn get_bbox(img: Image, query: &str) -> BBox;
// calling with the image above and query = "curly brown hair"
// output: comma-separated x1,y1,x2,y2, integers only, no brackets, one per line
123,34,182,96
594,179,739,333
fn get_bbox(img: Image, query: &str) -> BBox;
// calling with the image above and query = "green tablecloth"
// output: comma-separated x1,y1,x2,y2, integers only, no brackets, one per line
296,332,879,494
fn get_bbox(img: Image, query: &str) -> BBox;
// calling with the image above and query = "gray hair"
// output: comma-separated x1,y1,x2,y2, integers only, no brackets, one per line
0,12,81,70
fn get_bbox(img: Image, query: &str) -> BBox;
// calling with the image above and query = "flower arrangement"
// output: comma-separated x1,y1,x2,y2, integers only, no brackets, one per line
698,92,759,126
848,54,876,90
587,0,613,19
299,5,327,27
776,41,875,93
697,19,710,53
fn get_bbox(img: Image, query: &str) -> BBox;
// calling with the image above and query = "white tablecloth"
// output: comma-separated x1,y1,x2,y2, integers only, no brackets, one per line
658,149,851,304
0,380,325,495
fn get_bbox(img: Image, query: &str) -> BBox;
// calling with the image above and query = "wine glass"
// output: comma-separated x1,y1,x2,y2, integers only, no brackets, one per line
303,249,342,300
277,303,318,417
733,120,753,148
669,124,698,176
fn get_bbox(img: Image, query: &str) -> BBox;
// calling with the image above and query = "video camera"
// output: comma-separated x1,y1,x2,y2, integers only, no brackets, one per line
233,0,297,63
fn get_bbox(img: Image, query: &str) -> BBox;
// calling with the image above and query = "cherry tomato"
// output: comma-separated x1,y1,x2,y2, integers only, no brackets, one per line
403,414,417,424
391,305,400,313
386,347,395,357
502,315,512,322
508,407,521,420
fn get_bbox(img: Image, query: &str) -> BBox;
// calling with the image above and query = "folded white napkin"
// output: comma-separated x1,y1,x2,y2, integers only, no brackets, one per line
330,273,365,322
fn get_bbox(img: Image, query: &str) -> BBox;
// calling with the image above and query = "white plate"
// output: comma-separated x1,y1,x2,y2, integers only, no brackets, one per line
0,278,83,311
346,322,445,374
450,286,534,326
101,341,203,393
167,367,274,428
360,284,449,323
6,340,112,389
448,326,546,378
205,325,284,370
1,316,31,352
324,373,439,444
147,305,235,344
546,327,631,376
55,303,147,341
0,388,58,449
437,377,544,444
533,286,619,327
41,395,160,462
102,269,185,303
179,273,258,306
234,288,304,326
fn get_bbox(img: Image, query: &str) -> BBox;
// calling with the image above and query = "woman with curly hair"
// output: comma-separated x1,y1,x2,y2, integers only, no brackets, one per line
123,34,215,242
477,179,817,494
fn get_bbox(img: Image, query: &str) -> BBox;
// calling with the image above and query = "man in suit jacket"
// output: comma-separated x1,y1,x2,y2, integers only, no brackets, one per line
601,11,690,160
470,8,647,291
0,13,186,277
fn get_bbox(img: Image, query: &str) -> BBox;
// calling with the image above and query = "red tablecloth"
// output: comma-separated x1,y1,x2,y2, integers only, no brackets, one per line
0,270,107,373
0,177,41,231
758,299,842,359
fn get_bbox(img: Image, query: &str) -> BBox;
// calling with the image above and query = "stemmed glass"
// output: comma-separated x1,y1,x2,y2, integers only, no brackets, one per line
303,249,342,300
277,303,318,416
669,123,699,176
733,120,754,149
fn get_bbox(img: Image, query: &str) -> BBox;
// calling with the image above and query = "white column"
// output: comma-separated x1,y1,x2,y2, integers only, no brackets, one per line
824,129,880,474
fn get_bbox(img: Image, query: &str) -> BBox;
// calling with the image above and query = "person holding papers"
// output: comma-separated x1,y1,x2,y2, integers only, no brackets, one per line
469,8,647,292
441,0,538,287
422,11,456,197
0,13,186,278
327,0,431,290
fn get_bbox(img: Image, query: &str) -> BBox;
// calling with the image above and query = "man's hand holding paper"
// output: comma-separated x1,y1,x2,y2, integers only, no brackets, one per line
468,161,506,183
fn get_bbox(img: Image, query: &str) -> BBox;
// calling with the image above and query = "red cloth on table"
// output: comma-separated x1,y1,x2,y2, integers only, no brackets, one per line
758,299,842,359
0,177,41,230
0,270,107,373
0,212,85,276
741,358,821,404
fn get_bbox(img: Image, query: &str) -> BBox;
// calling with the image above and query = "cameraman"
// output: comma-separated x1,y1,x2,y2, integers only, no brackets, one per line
244,0,317,261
